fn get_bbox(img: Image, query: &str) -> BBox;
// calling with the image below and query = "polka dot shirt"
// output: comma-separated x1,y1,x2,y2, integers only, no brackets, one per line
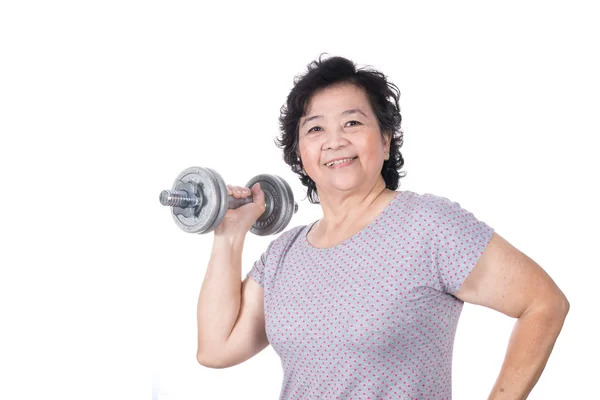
246,190,495,399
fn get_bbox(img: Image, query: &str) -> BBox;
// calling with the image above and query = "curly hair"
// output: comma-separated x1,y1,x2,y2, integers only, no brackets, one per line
275,53,406,204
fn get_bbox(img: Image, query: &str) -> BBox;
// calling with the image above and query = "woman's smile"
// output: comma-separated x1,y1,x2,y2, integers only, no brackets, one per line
324,156,358,169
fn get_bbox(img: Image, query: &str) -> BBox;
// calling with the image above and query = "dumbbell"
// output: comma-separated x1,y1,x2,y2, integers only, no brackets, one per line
159,166,298,235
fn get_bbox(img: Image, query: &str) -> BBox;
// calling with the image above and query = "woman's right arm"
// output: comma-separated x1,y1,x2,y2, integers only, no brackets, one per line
196,183,269,368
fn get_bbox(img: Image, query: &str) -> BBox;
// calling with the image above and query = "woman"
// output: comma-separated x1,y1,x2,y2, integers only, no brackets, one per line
196,54,569,399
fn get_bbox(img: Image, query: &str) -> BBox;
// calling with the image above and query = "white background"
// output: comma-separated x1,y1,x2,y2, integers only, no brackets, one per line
1,1,598,399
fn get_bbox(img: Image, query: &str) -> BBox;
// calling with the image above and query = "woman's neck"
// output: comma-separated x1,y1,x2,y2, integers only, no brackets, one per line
316,180,391,231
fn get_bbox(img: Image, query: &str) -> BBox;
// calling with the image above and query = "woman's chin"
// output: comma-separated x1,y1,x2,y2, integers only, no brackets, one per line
319,180,362,193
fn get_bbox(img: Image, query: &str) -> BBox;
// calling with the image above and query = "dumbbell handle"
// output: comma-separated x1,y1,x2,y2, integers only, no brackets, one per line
159,189,254,209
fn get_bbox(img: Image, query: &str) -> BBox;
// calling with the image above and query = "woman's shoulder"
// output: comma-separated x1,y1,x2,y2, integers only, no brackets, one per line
278,224,306,240
402,191,490,230
397,190,455,207
264,224,306,250
388,190,465,222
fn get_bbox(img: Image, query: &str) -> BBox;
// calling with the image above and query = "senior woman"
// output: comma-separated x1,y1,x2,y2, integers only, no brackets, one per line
196,55,569,399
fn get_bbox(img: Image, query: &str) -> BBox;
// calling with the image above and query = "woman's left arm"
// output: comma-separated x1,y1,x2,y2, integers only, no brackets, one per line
455,232,570,400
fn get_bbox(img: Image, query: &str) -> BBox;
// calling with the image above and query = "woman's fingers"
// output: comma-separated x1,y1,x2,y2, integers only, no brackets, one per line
226,184,252,198
251,183,265,206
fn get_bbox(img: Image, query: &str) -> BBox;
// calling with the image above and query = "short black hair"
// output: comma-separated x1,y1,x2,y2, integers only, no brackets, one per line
275,53,406,204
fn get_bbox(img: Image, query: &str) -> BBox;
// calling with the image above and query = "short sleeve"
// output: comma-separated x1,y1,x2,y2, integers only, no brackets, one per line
245,242,273,289
423,193,495,295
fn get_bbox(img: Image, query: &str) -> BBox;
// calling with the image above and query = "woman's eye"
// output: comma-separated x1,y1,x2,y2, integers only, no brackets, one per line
308,126,322,133
346,120,361,127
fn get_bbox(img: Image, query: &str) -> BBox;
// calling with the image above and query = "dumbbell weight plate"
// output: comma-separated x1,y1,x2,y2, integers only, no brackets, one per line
171,166,228,234
245,174,295,236
204,168,229,233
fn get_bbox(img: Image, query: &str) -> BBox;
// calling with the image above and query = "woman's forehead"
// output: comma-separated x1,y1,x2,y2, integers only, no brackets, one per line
304,84,371,117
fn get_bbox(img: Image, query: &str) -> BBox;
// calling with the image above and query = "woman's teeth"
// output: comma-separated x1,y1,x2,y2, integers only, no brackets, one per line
326,157,355,167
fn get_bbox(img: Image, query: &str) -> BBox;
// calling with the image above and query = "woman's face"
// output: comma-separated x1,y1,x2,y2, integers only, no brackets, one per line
297,82,390,196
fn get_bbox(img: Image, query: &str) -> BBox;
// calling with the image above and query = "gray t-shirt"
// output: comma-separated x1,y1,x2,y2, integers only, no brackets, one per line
246,190,494,399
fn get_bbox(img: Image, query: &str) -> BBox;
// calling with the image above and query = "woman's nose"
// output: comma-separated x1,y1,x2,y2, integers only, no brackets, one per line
323,127,348,148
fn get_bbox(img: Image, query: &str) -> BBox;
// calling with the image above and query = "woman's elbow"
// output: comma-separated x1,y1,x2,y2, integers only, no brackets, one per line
197,352,226,369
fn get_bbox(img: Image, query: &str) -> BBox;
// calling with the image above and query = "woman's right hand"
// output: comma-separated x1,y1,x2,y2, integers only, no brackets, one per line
213,183,266,236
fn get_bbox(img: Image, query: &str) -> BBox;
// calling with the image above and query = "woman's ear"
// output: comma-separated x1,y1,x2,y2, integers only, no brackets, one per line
383,131,392,152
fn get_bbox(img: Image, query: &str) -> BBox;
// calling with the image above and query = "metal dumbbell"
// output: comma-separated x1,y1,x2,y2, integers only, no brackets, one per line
159,166,298,235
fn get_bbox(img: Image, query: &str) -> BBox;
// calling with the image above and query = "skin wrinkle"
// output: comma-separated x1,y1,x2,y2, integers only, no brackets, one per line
302,108,369,128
